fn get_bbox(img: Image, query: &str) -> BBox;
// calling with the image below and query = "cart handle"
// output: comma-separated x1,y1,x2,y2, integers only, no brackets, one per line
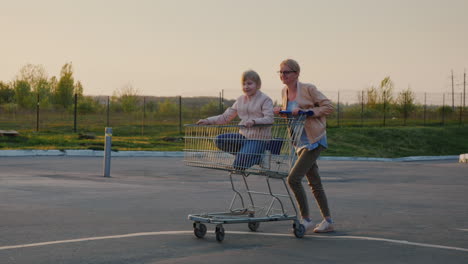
279,110,314,116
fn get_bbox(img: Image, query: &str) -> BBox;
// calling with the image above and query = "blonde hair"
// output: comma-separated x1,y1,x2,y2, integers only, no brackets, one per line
280,59,301,74
241,70,262,88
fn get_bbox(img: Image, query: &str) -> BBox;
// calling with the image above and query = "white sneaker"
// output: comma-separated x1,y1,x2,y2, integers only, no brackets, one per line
302,219,315,234
313,219,334,233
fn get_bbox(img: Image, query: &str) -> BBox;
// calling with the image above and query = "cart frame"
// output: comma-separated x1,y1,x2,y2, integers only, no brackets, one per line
184,116,308,241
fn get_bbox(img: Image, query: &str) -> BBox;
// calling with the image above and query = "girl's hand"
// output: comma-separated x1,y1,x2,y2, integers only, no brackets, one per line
196,119,209,125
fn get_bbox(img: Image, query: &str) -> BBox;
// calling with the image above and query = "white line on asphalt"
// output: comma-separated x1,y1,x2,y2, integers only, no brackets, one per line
1,230,467,253
0,231,191,251
457,229,468,232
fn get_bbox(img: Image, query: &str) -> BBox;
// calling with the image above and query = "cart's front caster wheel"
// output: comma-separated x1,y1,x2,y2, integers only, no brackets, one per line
193,222,207,239
293,223,305,238
215,225,225,242
248,222,260,232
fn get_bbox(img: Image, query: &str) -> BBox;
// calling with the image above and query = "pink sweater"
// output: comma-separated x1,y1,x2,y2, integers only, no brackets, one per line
280,82,334,143
206,91,274,139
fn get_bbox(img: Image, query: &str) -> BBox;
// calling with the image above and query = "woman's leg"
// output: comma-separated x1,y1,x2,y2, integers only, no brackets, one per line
305,146,331,218
287,147,321,218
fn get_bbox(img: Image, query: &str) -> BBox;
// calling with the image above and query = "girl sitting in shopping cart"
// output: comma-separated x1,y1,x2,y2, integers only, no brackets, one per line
196,70,274,170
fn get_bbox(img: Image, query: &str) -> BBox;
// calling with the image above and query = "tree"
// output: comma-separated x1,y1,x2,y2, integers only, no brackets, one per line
145,101,158,112
36,79,53,108
365,85,378,108
158,99,178,118
15,64,51,109
0,81,15,104
74,81,84,97
17,64,47,93
200,100,221,116
77,96,103,114
55,63,75,109
14,80,34,108
379,77,394,105
379,77,394,126
113,83,140,113
396,87,416,125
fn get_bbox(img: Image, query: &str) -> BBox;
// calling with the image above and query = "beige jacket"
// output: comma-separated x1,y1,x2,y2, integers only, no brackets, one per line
206,91,274,139
281,82,334,143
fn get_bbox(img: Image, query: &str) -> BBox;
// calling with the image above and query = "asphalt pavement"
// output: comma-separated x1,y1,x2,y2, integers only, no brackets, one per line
0,156,467,263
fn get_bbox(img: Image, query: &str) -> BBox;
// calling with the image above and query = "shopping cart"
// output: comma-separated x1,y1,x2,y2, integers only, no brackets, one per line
184,111,311,242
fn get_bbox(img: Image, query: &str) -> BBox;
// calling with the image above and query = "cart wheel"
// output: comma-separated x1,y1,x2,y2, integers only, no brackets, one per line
293,223,305,238
248,222,260,232
215,225,225,242
193,222,207,239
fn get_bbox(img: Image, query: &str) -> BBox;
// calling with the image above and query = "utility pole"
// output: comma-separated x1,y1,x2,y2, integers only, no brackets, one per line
219,91,224,114
451,70,455,110
463,70,466,125
464,70,466,110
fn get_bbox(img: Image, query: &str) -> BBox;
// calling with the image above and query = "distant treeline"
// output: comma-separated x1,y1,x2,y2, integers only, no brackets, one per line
0,63,235,117
1,63,466,126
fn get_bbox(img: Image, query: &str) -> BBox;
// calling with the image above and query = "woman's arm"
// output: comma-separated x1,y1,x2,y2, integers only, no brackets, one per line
302,85,334,117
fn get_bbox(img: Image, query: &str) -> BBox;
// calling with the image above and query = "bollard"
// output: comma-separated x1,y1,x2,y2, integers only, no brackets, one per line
103,127,112,177
460,153,468,163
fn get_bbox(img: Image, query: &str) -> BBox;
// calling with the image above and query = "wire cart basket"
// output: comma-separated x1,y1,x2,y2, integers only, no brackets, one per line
184,114,309,242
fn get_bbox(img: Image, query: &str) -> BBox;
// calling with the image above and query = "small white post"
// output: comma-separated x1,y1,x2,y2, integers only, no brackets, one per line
459,154,468,163
104,127,112,177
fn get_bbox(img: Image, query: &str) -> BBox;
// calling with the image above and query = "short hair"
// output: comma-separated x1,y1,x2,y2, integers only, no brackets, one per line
280,59,301,74
241,70,262,88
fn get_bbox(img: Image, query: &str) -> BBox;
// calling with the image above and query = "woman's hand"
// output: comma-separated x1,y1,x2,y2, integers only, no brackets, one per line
292,108,301,115
196,119,209,125
273,106,282,115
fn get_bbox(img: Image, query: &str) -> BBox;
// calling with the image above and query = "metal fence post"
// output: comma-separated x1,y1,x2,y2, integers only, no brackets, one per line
106,96,110,127
36,93,40,132
423,93,427,126
74,93,77,133
361,90,364,127
142,96,146,136
179,96,182,134
103,127,112,177
337,91,340,127
442,94,445,126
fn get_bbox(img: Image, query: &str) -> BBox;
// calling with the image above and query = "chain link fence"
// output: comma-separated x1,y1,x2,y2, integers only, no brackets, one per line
0,91,466,136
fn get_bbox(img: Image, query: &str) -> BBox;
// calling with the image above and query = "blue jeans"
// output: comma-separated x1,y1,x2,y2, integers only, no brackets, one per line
215,133,267,170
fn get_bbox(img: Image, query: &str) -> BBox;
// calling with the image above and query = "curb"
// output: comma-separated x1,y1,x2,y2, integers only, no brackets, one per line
0,150,184,157
0,150,460,162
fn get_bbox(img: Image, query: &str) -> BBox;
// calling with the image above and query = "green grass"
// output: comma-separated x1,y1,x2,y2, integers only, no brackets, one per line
1,124,467,158
325,126,468,158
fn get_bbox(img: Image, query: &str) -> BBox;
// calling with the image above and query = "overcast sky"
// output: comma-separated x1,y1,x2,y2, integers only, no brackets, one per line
1,0,467,103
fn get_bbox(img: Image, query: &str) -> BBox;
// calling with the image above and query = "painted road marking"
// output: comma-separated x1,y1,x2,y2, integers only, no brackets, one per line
0,231,190,251
1,230,467,253
457,229,468,232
